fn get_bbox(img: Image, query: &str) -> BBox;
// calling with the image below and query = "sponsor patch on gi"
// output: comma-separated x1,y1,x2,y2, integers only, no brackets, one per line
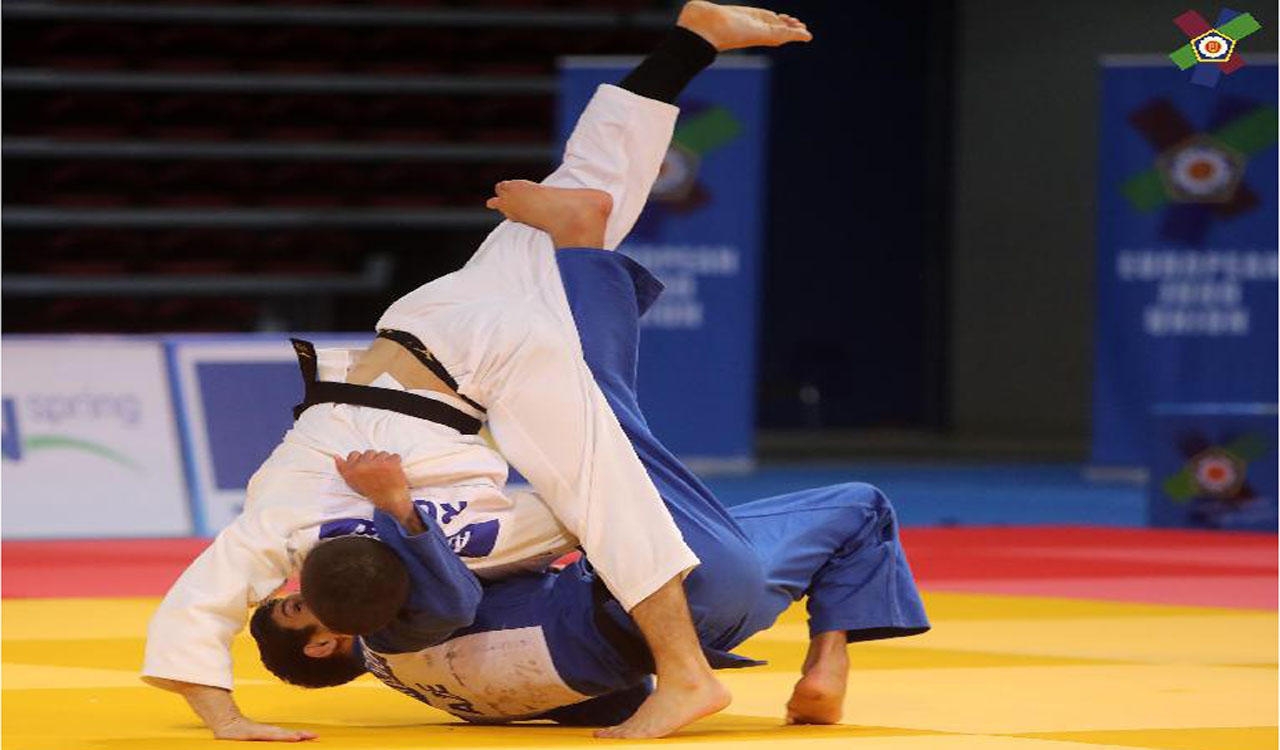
412,498,500,558
318,517,378,540
446,519,500,558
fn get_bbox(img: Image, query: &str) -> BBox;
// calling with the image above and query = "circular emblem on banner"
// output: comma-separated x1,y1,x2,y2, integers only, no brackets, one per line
652,144,701,202
1169,145,1234,196
1191,30,1236,63
1191,448,1245,498
1156,135,1245,203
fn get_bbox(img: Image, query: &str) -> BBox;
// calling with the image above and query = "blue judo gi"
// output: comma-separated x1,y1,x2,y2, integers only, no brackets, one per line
355,250,930,724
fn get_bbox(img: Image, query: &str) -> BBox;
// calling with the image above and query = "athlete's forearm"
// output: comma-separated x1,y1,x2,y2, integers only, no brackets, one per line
143,514,292,692
165,680,242,731
147,678,245,734
148,678,316,742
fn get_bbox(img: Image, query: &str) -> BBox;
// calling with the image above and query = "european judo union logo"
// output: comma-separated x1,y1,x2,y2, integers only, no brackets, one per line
1168,8,1262,87
1122,96,1277,243
1163,432,1267,523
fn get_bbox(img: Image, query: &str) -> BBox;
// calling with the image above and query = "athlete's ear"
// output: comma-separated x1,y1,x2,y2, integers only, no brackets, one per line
303,636,339,659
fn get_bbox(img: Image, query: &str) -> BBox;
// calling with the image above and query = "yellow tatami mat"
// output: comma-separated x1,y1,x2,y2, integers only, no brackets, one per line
3,591,1275,750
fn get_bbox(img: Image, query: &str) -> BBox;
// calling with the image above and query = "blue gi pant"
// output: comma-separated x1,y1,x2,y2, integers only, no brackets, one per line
732,484,930,642
540,480,931,725
554,249,929,664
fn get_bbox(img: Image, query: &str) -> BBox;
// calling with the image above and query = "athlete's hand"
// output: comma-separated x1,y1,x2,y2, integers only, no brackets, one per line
211,715,317,742
154,679,317,743
335,450,413,520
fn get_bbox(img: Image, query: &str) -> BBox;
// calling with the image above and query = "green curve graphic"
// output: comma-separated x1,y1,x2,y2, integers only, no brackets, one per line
23,434,143,472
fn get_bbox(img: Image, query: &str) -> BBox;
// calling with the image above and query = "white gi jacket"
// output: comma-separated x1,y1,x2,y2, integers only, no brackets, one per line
143,85,699,692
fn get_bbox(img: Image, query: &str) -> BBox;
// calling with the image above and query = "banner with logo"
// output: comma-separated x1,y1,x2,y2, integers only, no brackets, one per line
1,338,191,538
559,57,770,467
167,335,371,534
1148,403,1277,530
1092,60,1277,466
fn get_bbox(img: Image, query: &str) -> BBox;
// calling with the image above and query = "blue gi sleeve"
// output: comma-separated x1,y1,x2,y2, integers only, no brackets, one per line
362,508,483,654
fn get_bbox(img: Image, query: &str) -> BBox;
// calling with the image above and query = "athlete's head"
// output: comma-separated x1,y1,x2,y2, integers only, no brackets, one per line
248,594,365,688
300,535,410,635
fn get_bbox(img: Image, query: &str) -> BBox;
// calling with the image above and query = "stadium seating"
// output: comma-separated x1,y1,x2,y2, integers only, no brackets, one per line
3,1,666,332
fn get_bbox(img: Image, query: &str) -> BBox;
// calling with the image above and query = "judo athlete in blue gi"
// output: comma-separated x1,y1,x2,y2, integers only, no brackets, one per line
251,191,931,729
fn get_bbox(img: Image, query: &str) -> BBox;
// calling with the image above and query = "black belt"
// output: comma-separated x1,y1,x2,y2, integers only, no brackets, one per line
375,329,486,413
290,337,482,435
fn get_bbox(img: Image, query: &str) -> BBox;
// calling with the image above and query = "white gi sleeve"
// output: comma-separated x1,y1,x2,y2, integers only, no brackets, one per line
141,509,295,689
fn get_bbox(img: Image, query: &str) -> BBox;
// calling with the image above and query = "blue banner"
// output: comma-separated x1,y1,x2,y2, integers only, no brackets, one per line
167,335,371,533
558,58,771,466
1093,61,1278,466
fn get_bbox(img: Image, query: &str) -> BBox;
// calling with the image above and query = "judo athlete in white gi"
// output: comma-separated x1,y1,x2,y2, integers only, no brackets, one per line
250,200,930,727
140,2,813,741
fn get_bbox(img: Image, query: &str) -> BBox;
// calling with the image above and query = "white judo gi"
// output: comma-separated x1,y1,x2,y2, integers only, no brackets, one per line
142,84,700,692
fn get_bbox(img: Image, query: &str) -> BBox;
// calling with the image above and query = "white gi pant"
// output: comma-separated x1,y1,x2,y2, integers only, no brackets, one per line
143,84,697,693
378,84,699,612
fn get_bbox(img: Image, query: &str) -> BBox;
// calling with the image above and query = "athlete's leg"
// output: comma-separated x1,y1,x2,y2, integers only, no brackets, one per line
728,484,930,724
787,631,849,724
377,4,810,739
375,10,724,622
494,188,923,733
495,185,754,737
545,226,777,743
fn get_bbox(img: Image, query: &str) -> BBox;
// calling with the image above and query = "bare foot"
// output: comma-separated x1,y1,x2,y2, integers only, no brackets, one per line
485,180,613,249
785,631,848,725
595,674,731,739
677,1,813,51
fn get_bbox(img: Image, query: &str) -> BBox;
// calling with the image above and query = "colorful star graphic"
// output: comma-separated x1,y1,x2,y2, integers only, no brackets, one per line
1121,97,1277,243
1163,432,1266,515
1169,8,1262,87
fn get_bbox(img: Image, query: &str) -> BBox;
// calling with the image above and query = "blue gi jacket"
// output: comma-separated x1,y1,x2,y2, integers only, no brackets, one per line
360,505,758,690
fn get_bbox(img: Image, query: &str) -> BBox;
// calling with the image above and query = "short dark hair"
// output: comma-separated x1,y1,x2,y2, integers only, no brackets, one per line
300,536,409,635
248,601,365,688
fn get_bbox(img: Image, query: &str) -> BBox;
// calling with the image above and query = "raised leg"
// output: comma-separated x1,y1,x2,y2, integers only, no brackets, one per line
485,181,733,739
546,8,812,737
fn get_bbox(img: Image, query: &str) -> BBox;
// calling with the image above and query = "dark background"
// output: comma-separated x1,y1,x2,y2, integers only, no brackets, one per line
762,0,1275,457
4,0,1276,457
